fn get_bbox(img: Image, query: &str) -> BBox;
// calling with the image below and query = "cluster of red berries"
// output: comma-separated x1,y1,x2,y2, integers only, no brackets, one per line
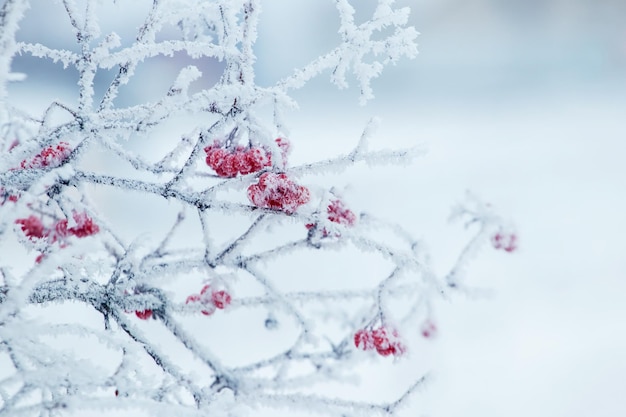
327,199,357,226
247,172,310,214
54,211,100,238
15,211,100,263
184,284,232,316
20,141,72,169
491,230,517,253
354,326,406,357
15,215,46,240
306,199,357,235
204,138,289,178
1,142,73,205
203,133,309,215
15,211,99,242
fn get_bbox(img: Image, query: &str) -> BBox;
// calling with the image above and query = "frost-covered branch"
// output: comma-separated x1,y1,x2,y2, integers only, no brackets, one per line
0,1,515,416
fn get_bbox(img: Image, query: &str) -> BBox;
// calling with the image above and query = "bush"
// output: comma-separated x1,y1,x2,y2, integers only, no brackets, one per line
0,1,514,416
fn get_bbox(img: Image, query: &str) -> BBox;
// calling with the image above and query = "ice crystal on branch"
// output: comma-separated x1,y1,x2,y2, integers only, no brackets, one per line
0,1,512,417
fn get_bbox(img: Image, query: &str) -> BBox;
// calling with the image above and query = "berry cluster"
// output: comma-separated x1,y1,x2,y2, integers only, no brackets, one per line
15,211,100,263
15,215,46,240
247,172,310,214
185,284,232,316
491,230,517,253
20,141,72,169
15,211,100,243
1,142,73,205
204,137,289,178
203,133,308,214
306,198,356,236
327,199,357,226
354,326,406,357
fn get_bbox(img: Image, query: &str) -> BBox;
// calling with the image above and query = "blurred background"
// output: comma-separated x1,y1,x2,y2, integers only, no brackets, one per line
6,0,626,416
257,3,626,415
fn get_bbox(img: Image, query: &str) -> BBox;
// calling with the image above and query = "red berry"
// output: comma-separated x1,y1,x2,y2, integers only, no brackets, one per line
54,219,69,238
491,233,502,249
503,234,518,252
211,290,231,309
275,137,290,165
327,199,356,226
491,230,517,253
275,137,290,153
135,310,152,320
371,326,406,357
20,142,71,169
216,153,239,177
186,292,215,316
246,147,271,173
200,307,216,316
205,146,227,169
15,215,46,239
307,199,356,237
420,320,437,339
186,294,201,303
68,211,99,238
354,329,375,351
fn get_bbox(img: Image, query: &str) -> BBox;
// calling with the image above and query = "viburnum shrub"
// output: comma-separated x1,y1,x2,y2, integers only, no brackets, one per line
0,1,515,417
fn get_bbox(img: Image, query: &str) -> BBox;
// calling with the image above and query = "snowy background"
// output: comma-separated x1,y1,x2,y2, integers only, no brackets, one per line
6,0,626,416
257,2,626,415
